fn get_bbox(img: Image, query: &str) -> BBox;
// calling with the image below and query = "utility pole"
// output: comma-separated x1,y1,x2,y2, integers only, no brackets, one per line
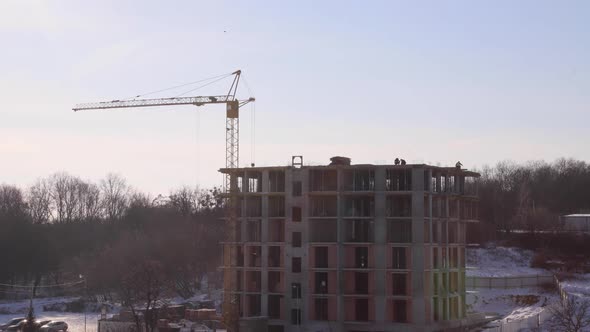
80,275,87,332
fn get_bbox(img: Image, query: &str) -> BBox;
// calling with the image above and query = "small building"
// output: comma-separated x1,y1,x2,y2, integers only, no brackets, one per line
561,214,590,232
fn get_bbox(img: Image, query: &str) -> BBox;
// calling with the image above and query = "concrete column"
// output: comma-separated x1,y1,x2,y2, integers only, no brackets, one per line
336,168,344,325
374,167,387,323
261,170,269,316
411,168,425,326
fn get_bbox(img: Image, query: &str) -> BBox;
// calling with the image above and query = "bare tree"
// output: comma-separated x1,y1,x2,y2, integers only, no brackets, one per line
27,178,52,224
550,296,590,332
0,184,27,220
79,182,102,221
121,260,170,332
100,173,129,222
50,172,84,223
168,186,197,217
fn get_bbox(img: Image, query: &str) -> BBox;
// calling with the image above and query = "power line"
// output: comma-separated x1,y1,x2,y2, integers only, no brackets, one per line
0,280,84,289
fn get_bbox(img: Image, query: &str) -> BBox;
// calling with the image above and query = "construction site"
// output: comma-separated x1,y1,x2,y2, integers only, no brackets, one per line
70,70,481,332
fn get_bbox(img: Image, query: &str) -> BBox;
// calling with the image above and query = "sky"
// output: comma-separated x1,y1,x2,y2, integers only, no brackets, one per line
0,0,588,195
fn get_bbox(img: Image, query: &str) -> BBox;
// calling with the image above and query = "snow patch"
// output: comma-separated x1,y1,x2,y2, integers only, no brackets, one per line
467,246,549,277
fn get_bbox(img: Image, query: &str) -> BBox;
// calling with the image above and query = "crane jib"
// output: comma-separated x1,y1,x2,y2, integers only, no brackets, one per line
72,95,236,111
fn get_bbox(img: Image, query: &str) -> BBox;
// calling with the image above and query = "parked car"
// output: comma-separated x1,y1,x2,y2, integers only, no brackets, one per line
36,320,51,327
4,320,27,332
40,321,68,332
0,318,25,331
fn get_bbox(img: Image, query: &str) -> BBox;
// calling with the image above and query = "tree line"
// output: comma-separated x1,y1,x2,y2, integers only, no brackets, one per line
475,158,590,242
0,172,225,303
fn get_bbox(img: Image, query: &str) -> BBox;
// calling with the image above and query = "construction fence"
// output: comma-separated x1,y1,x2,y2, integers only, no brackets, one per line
466,274,554,289
481,275,572,332
483,306,554,332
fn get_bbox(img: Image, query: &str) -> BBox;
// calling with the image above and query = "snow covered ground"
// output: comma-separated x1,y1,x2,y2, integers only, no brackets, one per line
0,290,222,332
467,245,549,277
0,297,100,332
559,273,590,298
468,287,558,322
466,245,559,329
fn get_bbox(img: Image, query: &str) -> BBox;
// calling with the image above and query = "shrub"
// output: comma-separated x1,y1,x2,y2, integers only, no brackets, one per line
531,251,550,269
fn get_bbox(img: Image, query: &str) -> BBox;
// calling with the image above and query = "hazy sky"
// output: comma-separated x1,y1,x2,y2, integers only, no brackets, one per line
1,0,588,194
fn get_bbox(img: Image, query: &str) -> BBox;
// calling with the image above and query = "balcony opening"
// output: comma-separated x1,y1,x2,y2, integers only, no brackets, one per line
464,176,478,196
386,169,412,191
269,196,285,217
246,271,261,292
291,283,301,299
432,221,439,243
291,308,301,325
355,247,368,268
449,199,459,219
235,174,244,193
246,196,262,217
343,169,375,191
387,220,412,243
246,220,261,242
236,271,243,291
355,299,369,321
346,219,374,242
269,246,282,268
248,246,261,267
315,246,329,268
315,298,329,321
344,196,374,217
392,247,407,269
355,272,369,294
292,232,302,247
450,271,458,293
310,196,337,217
237,246,244,267
310,219,337,242
392,273,407,295
309,169,337,191
433,247,439,269
247,172,262,193
269,219,285,242
293,181,302,197
292,257,302,273
269,170,285,192
315,272,328,294
392,300,407,323
268,295,282,319
449,222,458,244
246,294,261,317
269,271,281,293
292,206,302,222
386,196,412,217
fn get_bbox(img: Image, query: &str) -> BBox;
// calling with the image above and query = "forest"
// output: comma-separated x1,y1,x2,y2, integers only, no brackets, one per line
0,173,225,304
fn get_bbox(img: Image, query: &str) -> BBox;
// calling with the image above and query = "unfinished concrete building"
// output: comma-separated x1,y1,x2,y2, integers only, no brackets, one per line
221,156,479,332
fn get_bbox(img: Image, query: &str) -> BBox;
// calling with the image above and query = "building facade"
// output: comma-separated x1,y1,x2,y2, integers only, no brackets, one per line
221,157,479,332
561,214,590,233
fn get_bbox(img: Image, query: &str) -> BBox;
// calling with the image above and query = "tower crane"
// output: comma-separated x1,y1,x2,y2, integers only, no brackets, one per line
73,71,252,331
72,69,255,193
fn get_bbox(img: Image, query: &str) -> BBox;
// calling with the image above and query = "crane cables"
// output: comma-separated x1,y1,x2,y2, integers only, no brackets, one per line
241,74,256,167
125,72,235,100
